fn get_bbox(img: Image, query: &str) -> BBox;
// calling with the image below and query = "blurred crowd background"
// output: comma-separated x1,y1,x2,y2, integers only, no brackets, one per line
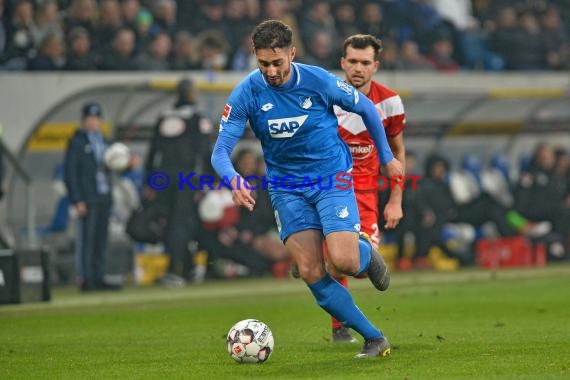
0,0,569,288
0,0,569,72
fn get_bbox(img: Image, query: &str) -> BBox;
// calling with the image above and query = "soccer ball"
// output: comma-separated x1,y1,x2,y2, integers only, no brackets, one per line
227,319,274,363
104,142,131,172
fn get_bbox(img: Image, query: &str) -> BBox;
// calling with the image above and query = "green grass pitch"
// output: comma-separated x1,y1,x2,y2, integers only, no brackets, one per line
1,265,569,379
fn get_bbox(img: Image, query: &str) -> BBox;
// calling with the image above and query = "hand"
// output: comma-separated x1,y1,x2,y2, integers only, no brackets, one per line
231,176,255,211
383,201,403,229
75,201,87,217
383,158,404,180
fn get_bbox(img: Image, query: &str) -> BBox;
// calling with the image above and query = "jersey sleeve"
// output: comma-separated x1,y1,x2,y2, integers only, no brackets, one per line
211,82,250,180
323,71,394,164
382,94,406,137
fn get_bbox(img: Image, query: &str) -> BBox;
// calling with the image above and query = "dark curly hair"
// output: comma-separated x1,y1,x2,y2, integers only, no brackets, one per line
342,34,383,61
251,20,293,51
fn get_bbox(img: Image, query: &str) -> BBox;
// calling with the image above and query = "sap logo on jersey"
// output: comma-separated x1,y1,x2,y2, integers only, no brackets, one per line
268,115,308,138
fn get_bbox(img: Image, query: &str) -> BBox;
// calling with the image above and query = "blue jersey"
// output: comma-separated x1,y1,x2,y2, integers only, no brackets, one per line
212,63,393,185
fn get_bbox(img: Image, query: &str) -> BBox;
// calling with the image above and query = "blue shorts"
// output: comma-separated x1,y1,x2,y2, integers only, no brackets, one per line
269,179,361,242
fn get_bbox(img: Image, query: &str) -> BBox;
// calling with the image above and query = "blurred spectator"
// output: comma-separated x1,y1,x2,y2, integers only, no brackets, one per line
190,0,226,36
358,2,391,40
92,0,123,52
151,0,177,38
300,0,339,60
427,37,460,71
198,150,288,279
489,7,549,70
415,154,464,266
121,0,141,32
540,5,569,69
516,144,570,240
99,27,137,70
225,0,253,57
378,38,399,70
244,0,261,23
302,30,338,69
28,32,66,70
513,10,548,70
234,151,290,273
197,180,272,278
432,0,486,69
1,0,569,71
488,6,519,69
285,0,303,13
170,30,199,70
396,40,435,70
195,29,230,70
65,26,98,70
395,0,445,52
134,8,153,48
2,0,36,69
333,1,359,42
34,0,63,49
65,0,97,35
471,0,507,29
229,33,256,71
133,30,171,70
144,78,213,284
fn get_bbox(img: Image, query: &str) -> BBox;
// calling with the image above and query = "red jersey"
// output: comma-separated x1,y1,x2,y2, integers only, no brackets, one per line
335,81,405,184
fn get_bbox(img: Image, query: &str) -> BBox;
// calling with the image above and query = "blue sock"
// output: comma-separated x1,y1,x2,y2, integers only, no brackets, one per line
308,274,383,340
353,237,372,277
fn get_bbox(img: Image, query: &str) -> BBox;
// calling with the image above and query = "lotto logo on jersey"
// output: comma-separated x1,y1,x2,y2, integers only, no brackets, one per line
268,115,308,138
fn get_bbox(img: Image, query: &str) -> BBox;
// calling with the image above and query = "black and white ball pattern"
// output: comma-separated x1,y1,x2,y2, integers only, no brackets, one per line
227,319,274,363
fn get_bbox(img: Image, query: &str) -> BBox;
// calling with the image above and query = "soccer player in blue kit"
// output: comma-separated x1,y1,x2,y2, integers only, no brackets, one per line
211,20,403,358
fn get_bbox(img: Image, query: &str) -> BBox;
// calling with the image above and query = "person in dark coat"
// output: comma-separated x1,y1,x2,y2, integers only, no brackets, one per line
64,102,116,291
144,78,214,285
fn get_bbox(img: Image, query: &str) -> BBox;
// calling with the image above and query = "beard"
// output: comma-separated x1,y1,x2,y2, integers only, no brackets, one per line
348,74,366,89
264,60,291,87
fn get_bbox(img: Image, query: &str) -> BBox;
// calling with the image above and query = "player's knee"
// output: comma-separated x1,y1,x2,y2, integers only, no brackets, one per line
298,263,326,284
328,254,359,275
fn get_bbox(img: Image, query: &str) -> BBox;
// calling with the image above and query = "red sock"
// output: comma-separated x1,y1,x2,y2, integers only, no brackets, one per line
331,275,349,329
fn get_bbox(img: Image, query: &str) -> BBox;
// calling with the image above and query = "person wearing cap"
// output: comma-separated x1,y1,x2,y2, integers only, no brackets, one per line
64,102,117,292
144,78,213,286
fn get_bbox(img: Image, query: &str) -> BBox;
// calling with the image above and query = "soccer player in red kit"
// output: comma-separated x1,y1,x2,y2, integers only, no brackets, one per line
331,34,407,343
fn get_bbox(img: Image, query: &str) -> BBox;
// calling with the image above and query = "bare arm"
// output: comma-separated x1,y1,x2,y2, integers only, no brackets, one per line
383,132,405,229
